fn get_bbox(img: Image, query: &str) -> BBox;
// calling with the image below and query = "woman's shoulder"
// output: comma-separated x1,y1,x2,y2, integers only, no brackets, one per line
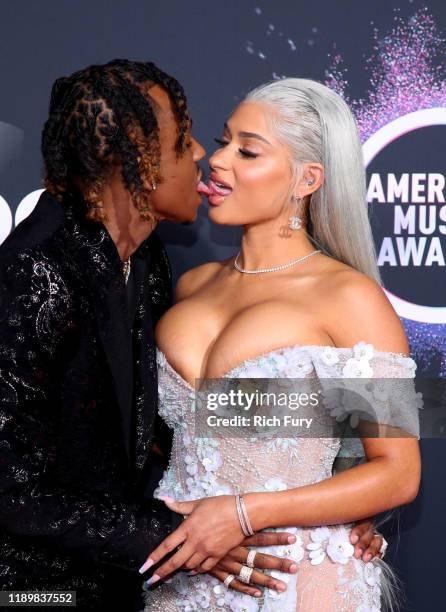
319,262,410,356
175,257,232,302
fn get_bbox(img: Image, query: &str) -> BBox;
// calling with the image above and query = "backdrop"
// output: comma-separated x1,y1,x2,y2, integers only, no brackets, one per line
0,1,445,610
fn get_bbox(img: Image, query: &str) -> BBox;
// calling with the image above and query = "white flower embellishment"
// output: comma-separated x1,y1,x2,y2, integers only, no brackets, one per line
320,346,340,366
326,530,355,564
363,561,382,586
307,526,354,565
307,527,331,565
342,357,374,378
227,592,260,611
353,342,374,361
283,353,314,377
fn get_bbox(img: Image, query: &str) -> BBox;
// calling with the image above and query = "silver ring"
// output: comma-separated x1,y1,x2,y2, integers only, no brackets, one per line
246,550,257,568
379,537,388,558
224,574,236,588
238,565,253,584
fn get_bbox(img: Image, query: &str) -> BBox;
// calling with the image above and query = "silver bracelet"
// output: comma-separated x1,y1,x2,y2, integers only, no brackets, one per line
235,494,250,536
235,494,255,536
239,495,255,536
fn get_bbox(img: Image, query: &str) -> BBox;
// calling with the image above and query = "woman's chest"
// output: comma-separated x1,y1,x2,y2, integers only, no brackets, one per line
155,285,331,384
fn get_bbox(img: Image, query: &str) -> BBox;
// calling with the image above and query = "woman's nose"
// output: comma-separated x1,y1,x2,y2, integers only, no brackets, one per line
208,146,229,171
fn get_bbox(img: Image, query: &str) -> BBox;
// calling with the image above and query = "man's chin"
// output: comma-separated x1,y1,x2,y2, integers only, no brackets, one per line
179,211,198,224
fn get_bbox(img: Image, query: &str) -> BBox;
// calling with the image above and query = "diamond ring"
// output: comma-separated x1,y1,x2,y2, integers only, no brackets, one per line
224,574,236,588
246,550,257,568
238,565,253,584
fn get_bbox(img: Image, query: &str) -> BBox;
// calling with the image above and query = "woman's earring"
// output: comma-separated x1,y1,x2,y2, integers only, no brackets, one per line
288,195,302,230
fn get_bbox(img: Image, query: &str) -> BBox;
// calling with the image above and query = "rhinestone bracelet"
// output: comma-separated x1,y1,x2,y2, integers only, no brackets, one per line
235,494,255,536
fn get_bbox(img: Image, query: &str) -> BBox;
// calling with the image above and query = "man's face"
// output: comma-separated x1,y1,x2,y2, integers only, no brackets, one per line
147,84,206,222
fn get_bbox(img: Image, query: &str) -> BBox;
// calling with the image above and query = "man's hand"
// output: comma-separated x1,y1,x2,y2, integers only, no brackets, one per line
207,532,300,598
350,517,385,562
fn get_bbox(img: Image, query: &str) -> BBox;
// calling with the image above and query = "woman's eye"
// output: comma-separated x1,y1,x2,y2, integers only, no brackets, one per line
214,138,258,159
239,149,258,159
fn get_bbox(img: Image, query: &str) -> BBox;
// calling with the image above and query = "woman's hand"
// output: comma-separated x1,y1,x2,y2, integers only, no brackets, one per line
140,495,249,584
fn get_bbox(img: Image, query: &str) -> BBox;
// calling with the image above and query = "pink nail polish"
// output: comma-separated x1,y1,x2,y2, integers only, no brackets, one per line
138,558,154,574
287,535,296,543
145,573,161,587
158,495,175,503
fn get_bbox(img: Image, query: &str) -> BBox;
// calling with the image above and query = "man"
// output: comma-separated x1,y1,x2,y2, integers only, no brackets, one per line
0,59,383,610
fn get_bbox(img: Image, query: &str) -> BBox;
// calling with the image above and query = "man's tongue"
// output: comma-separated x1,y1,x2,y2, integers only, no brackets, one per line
197,180,211,196
208,178,232,197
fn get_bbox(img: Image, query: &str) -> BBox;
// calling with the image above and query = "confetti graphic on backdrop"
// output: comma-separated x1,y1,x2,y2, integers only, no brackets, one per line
326,7,446,140
245,6,446,377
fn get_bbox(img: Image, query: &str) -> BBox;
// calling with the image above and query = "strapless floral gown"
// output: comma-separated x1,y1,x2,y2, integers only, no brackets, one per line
143,342,420,612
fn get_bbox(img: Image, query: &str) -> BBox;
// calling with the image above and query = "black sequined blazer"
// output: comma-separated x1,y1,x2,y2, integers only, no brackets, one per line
0,191,180,606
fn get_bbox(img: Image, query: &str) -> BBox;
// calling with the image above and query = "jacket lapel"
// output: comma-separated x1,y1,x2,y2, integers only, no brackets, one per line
65,208,134,464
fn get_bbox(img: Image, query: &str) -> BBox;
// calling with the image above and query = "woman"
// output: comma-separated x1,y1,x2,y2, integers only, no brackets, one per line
141,78,421,611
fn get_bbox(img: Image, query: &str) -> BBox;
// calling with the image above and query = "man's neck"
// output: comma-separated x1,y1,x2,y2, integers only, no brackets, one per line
103,215,157,261
100,168,158,261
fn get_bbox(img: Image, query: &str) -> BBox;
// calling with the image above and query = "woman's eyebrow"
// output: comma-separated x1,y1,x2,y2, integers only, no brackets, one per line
224,122,271,145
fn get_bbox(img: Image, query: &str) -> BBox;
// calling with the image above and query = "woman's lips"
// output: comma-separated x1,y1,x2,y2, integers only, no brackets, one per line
208,178,233,196
196,177,233,206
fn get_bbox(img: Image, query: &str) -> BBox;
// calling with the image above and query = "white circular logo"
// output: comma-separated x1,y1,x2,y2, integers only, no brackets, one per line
0,193,12,244
363,108,446,324
15,189,45,226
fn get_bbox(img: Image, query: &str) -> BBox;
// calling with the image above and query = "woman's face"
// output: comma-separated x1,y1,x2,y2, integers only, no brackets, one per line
206,101,294,226
148,84,206,223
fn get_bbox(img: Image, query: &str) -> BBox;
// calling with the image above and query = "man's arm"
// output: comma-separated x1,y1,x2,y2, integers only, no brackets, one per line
0,250,180,572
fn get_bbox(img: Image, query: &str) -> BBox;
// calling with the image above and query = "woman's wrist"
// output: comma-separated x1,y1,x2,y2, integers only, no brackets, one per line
242,492,277,532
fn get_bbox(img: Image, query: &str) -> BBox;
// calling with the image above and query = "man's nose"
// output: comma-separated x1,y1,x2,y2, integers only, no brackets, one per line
192,138,206,162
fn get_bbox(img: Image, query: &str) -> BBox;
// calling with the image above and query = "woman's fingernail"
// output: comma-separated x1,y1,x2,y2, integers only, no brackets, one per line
144,574,161,587
289,563,298,573
356,548,363,558
287,535,296,543
138,559,154,574
158,496,175,503
364,553,372,562
276,583,287,592
351,534,359,543
254,591,262,597
188,570,198,576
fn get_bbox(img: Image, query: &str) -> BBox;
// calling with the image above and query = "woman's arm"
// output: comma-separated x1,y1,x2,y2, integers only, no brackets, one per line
245,433,420,531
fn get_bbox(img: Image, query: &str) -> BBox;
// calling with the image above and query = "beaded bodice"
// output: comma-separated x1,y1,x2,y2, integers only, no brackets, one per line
155,342,419,504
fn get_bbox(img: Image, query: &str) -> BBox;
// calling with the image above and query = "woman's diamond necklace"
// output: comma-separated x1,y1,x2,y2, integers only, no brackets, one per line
234,249,321,274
